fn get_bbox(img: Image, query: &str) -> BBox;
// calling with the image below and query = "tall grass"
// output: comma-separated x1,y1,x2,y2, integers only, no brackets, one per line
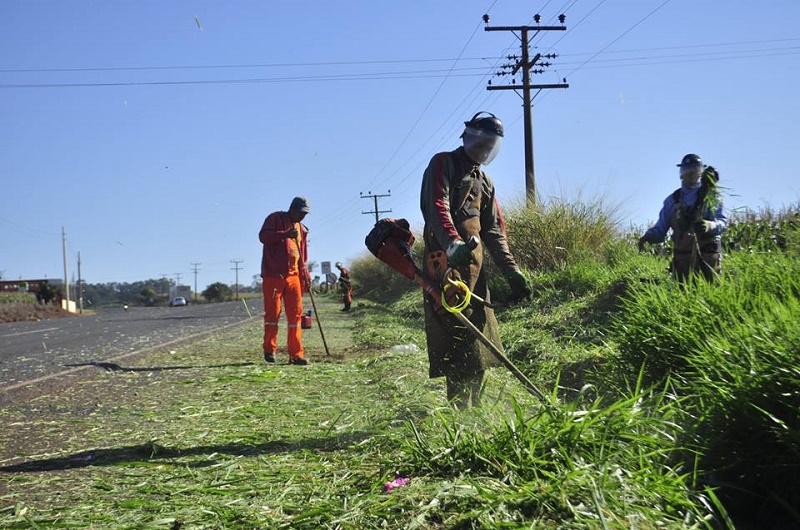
724,202,800,254
503,194,623,272
612,251,800,527
394,384,710,528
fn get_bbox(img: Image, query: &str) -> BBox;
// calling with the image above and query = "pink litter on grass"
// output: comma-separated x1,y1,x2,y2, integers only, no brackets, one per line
384,477,410,492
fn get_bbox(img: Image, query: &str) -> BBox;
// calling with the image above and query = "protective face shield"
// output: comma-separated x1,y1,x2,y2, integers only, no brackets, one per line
462,126,503,165
679,164,703,186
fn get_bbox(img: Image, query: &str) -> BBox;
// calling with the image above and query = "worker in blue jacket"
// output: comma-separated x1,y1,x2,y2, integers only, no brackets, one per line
639,154,727,281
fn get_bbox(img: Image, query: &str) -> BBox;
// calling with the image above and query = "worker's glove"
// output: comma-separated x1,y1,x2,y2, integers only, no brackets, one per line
446,240,473,268
694,220,716,234
702,165,719,184
283,227,299,239
301,271,312,292
506,270,532,303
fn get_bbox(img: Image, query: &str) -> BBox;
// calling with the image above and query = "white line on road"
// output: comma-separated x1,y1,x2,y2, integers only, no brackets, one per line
1,327,60,338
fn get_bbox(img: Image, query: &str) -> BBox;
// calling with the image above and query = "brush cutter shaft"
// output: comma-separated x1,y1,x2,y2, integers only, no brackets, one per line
451,310,546,401
413,272,546,402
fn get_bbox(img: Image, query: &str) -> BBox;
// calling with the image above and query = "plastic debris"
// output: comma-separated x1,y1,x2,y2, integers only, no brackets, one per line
384,477,410,492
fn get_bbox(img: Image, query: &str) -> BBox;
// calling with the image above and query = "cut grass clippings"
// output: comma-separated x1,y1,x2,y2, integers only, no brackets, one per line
0,294,456,528
1,291,713,529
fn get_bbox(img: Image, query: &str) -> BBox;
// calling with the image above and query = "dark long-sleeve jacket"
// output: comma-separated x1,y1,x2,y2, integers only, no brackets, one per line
420,146,518,277
419,146,519,379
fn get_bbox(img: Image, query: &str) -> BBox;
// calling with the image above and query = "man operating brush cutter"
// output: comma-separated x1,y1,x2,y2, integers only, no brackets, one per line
366,218,547,408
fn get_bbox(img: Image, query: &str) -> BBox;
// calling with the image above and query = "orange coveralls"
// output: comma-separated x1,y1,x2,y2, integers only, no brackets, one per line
259,211,309,361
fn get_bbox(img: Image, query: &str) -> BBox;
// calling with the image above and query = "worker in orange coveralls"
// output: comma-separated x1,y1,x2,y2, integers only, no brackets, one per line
259,196,312,365
335,261,352,311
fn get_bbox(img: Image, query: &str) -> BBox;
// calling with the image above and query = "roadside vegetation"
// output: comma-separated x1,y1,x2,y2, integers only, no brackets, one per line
1,199,798,528
0,292,72,323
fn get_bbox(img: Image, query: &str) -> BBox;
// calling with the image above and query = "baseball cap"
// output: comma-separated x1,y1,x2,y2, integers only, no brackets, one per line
289,196,310,213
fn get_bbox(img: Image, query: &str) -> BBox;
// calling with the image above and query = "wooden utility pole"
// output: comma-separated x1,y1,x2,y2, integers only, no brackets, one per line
230,260,243,300
61,226,70,311
190,262,201,302
77,251,83,314
485,15,569,204
360,191,392,224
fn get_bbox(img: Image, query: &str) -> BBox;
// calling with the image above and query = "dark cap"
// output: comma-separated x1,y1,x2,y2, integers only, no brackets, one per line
677,153,703,167
289,196,310,213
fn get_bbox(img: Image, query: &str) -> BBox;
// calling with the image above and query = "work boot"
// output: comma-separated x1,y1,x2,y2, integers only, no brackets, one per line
264,352,276,363
289,357,308,366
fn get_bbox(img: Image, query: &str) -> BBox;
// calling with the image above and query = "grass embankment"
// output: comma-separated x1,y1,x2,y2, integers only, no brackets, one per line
2,199,798,529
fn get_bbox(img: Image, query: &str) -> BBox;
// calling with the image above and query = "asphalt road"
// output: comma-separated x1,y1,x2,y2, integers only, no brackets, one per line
0,299,262,390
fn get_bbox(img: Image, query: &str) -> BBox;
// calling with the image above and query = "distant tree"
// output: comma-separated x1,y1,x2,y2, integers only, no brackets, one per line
203,282,232,303
137,287,159,306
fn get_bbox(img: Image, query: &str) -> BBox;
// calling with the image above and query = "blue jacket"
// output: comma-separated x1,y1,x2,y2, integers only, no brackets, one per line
644,183,727,244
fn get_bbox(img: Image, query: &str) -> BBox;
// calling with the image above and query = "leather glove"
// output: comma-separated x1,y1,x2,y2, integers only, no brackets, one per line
446,240,473,268
702,165,719,184
694,220,716,234
284,227,299,239
506,270,532,303
637,234,652,252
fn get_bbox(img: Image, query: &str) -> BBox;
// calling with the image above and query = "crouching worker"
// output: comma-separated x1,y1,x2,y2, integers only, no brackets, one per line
420,111,531,410
259,196,313,365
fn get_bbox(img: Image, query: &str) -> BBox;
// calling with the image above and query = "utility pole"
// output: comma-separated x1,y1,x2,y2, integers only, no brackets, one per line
360,190,392,224
190,262,201,302
230,259,243,300
61,226,70,312
77,251,83,314
484,13,569,205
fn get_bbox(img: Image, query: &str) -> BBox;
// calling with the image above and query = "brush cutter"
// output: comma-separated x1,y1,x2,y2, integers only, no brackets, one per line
365,218,547,402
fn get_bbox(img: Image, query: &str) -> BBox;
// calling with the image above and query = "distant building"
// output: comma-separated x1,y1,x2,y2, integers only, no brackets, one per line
0,278,63,293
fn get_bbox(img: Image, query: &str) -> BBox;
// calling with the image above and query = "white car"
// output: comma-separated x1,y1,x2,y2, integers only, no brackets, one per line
170,296,188,307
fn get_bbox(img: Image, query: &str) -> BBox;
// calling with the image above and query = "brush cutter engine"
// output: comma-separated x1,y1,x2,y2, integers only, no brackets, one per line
364,218,418,280
363,218,548,402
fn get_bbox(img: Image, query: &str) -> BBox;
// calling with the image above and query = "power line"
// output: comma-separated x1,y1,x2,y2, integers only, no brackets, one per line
561,0,676,79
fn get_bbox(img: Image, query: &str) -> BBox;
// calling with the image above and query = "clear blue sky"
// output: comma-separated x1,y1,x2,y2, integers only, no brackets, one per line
2,1,798,289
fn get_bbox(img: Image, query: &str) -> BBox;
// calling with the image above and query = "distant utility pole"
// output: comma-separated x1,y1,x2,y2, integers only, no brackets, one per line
230,259,243,300
61,226,70,311
360,190,392,224
484,13,569,205
77,251,83,314
190,262,201,302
